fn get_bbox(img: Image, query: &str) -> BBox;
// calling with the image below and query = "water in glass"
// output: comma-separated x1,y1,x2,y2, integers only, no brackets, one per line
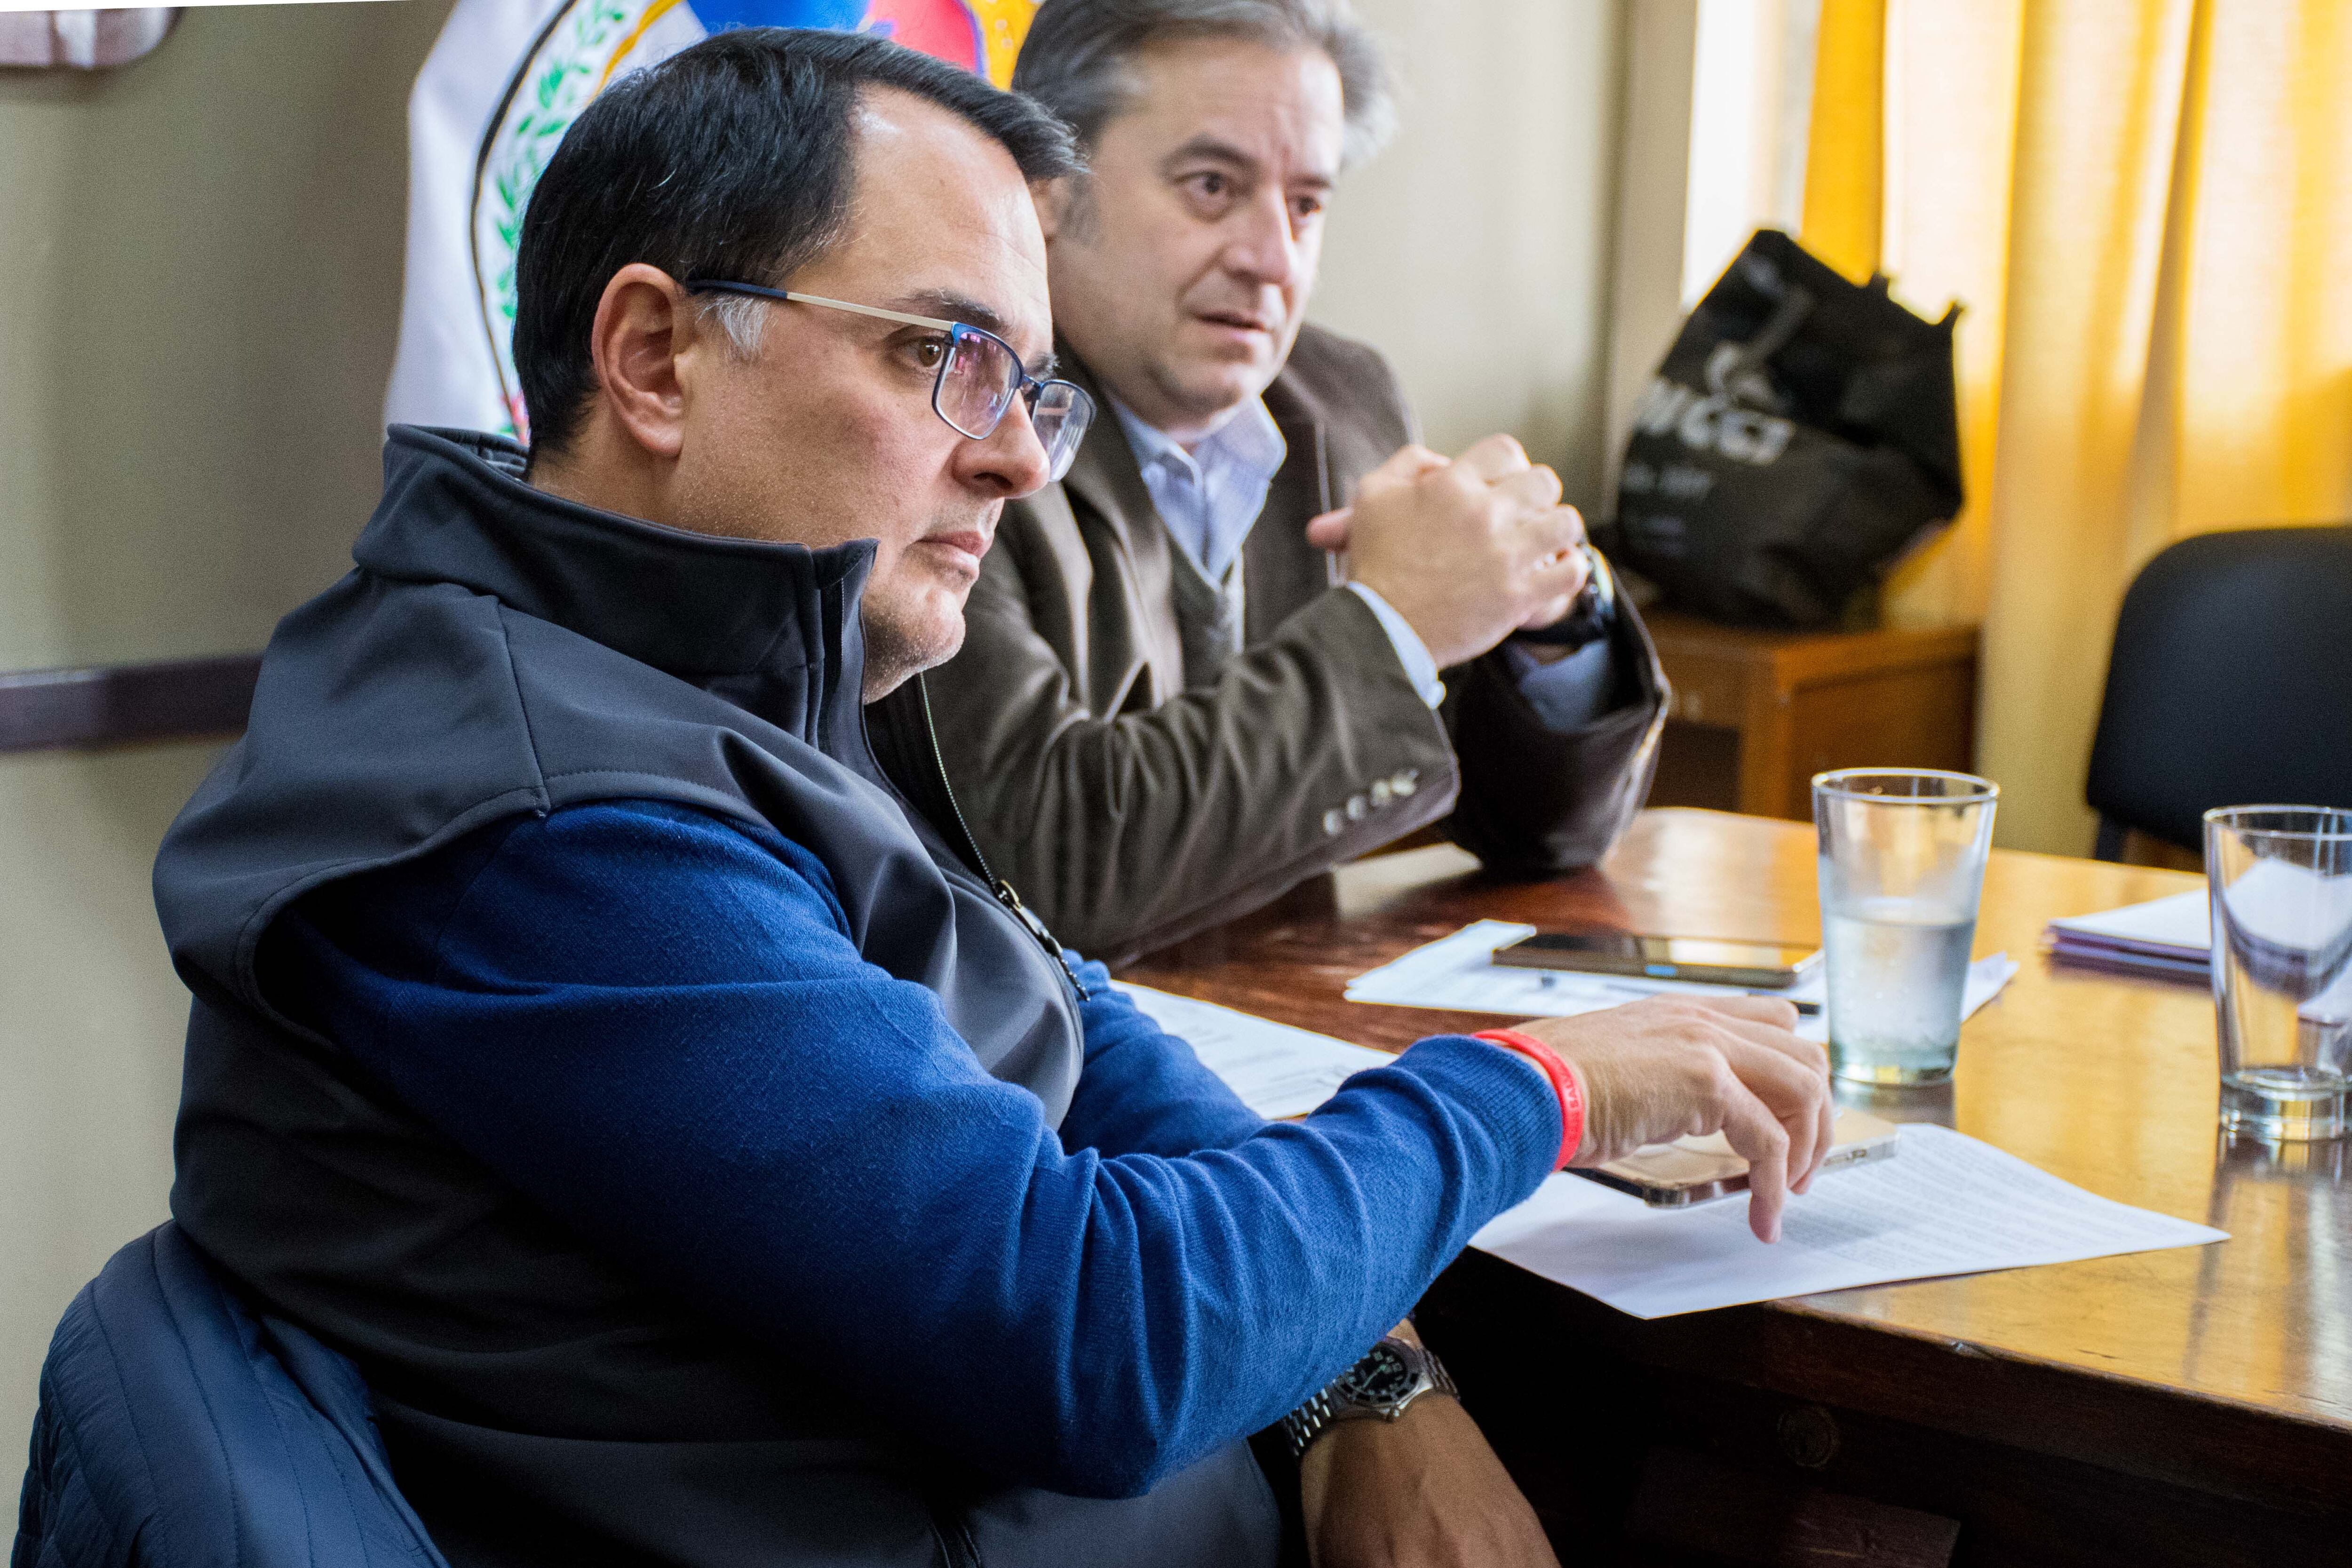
1823,901,1976,1082
1813,769,1998,1087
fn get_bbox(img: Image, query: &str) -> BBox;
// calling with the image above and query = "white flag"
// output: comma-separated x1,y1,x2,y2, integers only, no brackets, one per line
384,0,1041,443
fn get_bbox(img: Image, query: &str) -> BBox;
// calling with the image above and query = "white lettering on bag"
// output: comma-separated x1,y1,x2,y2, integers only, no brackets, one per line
1629,376,1795,467
1621,461,1717,501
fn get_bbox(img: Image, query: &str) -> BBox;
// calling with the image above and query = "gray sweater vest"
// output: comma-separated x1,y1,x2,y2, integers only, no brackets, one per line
152,427,1279,1568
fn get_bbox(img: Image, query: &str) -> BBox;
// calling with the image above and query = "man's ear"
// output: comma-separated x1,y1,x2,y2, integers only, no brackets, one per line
588,263,700,460
1034,174,1086,244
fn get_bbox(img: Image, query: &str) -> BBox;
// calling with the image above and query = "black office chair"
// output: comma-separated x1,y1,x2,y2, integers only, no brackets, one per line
2085,525,2352,860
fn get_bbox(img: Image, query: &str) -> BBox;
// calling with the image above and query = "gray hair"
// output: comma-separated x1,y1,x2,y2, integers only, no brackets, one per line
1014,0,1396,170
699,292,771,358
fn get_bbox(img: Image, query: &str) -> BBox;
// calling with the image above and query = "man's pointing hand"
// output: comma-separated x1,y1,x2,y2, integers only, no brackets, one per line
1505,995,1835,1243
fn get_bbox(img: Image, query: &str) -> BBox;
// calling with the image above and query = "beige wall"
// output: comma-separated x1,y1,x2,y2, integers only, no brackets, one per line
1312,0,1628,511
0,0,1628,1470
0,741,226,1461
0,0,453,1472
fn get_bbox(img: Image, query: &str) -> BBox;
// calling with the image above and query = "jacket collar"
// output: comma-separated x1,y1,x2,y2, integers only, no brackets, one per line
1052,352,1165,559
1257,368,1335,516
358,426,877,690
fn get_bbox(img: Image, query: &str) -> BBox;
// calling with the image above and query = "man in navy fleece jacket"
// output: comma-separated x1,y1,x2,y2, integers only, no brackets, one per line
152,29,1834,1568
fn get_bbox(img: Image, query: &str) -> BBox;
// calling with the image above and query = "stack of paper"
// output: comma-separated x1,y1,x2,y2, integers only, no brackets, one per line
2042,889,2209,982
1343,920,2018,1043
1472,1123,2226,1318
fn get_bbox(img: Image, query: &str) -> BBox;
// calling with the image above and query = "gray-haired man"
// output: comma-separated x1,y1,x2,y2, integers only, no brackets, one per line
877,0,1666,964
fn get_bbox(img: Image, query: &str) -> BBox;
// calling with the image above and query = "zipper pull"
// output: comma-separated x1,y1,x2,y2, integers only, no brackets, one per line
898,672,1092,1003
994,879,1092,1000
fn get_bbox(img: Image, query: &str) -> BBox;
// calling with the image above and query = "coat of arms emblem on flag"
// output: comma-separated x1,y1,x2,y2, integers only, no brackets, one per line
386,0,1040,441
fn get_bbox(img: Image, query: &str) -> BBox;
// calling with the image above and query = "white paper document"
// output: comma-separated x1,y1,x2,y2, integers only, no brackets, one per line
1114,982,1395,1119
2046,888,2210,953
1472,1122,2226,1319
1345,920,2018,1043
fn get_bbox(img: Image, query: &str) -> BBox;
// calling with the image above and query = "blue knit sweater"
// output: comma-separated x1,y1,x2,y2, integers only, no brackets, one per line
272,798,1557,1499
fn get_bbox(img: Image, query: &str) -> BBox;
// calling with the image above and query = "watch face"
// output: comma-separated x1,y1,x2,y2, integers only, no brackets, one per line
1336,1345,1417,1407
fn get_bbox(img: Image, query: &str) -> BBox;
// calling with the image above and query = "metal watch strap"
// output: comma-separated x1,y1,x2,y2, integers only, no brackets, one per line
1278,1337,1459,1460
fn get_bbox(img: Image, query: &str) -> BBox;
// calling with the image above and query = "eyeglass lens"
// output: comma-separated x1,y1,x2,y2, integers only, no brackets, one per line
1027,382,1086,483
936,329,1013,439
934,328,1089,482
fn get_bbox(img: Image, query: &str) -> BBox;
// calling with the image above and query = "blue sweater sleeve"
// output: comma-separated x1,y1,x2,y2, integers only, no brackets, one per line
276,800,1557,1499
1057,957,1268,1158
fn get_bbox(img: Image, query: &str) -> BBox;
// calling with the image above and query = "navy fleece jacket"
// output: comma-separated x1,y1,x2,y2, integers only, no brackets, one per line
270,799,1557,1498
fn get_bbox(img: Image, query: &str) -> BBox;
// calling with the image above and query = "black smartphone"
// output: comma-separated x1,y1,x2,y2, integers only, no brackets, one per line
1491,930,1820,989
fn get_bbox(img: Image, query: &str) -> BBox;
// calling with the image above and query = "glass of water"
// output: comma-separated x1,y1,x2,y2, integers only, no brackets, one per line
2206,806,2352,1141
1813,769,2000,1085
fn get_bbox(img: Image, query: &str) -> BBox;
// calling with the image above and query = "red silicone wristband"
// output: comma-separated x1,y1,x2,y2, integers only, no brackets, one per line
1472,1029,1586,1170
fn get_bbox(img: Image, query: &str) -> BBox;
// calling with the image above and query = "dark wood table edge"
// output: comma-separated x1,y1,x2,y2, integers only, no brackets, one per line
1436,1247,2350,1519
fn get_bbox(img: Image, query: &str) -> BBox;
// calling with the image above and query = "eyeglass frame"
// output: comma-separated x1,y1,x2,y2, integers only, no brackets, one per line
681,278,1094,476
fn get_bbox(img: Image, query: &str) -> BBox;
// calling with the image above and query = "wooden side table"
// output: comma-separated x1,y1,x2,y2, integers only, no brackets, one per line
1641,610,1980,820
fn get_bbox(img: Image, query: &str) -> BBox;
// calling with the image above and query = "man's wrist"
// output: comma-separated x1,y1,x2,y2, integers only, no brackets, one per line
1343,581,1445,708
1472,1029,1586,1169
1281,1335,1460,1459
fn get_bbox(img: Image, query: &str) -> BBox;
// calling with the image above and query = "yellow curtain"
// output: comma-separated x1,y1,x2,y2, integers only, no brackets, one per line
1803,0,2352,854
1800,0,1885,282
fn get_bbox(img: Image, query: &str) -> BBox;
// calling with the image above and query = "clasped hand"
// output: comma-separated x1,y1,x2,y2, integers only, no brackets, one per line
1304,436,1591,669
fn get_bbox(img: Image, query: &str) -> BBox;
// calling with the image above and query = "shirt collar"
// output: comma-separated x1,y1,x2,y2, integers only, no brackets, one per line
1106,396,1288,583
1108,396,1284,483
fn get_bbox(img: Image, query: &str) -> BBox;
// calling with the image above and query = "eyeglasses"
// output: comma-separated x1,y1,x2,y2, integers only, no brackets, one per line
683,279,1095,483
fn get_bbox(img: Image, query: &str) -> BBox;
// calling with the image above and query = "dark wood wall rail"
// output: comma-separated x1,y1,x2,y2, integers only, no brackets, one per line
0,653,263,754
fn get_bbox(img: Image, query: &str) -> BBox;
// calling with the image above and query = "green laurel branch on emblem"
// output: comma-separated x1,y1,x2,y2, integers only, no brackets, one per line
477,0,658,433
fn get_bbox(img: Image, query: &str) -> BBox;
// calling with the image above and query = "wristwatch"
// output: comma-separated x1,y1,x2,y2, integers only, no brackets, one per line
1279,1335,1460,1459
1514,541,1619,650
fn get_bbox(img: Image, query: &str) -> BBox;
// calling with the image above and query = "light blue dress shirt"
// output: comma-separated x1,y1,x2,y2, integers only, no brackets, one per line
1110,396,1288,585
1109,397,1615,728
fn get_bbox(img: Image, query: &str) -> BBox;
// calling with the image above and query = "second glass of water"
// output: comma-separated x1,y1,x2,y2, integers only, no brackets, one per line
2206,806,2352,1141
1813,769,2000,1085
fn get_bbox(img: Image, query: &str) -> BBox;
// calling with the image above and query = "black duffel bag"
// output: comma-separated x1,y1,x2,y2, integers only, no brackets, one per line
1605,228,1963,628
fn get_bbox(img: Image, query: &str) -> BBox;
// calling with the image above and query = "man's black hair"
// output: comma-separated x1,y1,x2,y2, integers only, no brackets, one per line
514,28,1081,457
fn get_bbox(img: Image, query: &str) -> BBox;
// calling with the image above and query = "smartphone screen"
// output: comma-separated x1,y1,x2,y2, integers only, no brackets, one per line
1492,930,1820,987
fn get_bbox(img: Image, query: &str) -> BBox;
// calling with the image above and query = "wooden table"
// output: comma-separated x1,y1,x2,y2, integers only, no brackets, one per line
1644,612,1980,821
1123,810,2349,1568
